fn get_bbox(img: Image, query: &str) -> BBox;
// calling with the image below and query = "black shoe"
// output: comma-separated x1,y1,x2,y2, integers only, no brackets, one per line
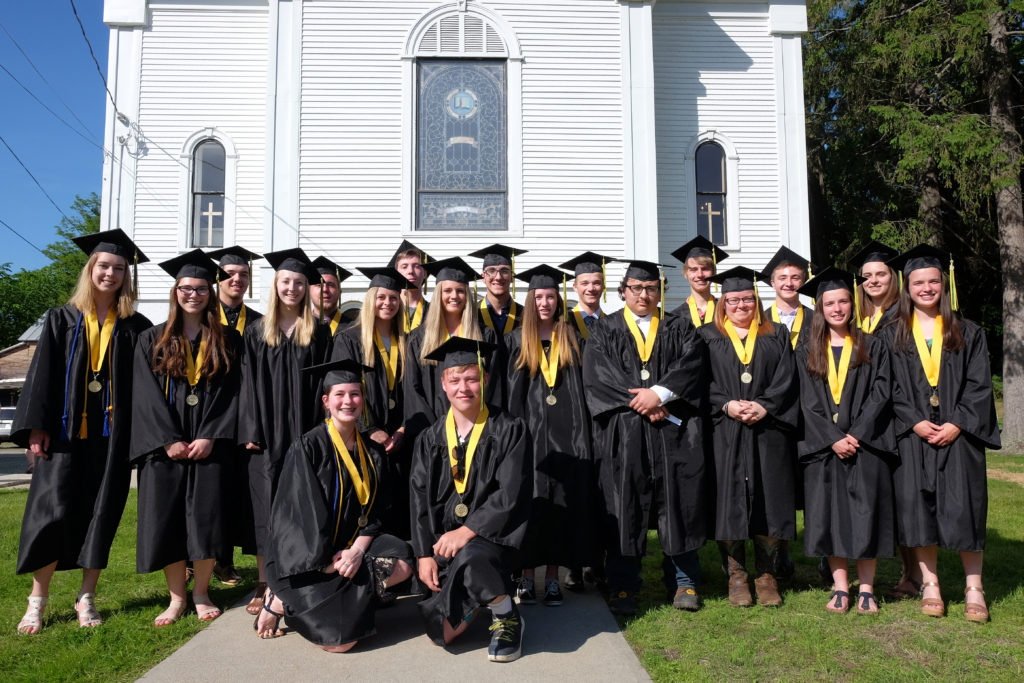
213,562,242,586
565,568,585,593
515,576,536,605
542,583,563,606
672,586,701,612
488,609,524,663
818,557,833,588
608,591,636,616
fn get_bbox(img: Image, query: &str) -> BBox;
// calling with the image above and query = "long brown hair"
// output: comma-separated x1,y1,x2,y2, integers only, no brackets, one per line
514,293,581,376
68,252,137,319
713,290,774,336
355,286,407,380
151,283,232,378
855,263,899,320
892,270,964,353
805,291,870,380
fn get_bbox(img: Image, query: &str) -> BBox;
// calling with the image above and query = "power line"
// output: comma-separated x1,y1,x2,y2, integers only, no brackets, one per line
0,133,70,220
0,62,100,149
68,0,118,112
0,217,46,255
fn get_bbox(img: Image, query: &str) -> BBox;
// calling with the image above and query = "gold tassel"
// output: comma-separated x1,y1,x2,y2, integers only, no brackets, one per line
854,282,861,330
562,274,569,322
248,257,253,298
511,255,516,298
133,251,139,298
659,268,665,319
713,249,719,295
898,271,904,290
319,280,325,323
360,373,369,424
949,256,959,311
602,258,607,303
807,263,813,281
476,342,485,412
753,274,762,326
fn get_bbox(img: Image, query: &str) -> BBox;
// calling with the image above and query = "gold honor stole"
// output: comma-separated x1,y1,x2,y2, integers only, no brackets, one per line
571,304,603,340
687,295,715,327
771,302,803,350
325,419,377,547
80,308,116,438
622,309,659,378
445,405,489,495
373,329,399,392
328,310,342,336
538,331,561,390
827,335,853,411
912,313,943,395
184,336,208,390
861,310,883,334
403,297,424,333
219,303,247,332
480,298,517,335
723,319,758,365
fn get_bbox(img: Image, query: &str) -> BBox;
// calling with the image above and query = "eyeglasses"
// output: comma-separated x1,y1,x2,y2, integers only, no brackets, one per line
626,285,660,296
723,296,757,306
483,267,512,279
176,285,210,297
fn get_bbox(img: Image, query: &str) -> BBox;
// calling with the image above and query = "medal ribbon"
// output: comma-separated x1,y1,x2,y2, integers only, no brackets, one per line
723,319,758,365
445,404,489,496
622,308,659,365
218,303,247,332
403,296,424,333
479,298,517,335
329,310,342,336
79,308,116,439
537,331,561,390
373,329,398,392
687,295,714,327
324,421,376,547
184,336,208,388
912,313,943,388
861,310,882,334
771,302,803,349
826,335,853,405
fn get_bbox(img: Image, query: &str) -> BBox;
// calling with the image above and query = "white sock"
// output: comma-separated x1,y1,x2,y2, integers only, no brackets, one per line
489,595,512,615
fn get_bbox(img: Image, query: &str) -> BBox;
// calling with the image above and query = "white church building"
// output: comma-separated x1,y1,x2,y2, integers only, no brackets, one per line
99,0,810,317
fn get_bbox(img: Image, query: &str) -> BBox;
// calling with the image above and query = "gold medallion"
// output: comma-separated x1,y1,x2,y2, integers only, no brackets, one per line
929,393,940,408
357,514,369,528
545,393,557,406
832,413,839,424
640,368,651,381
186,393,200,407
388,398,396,409
88,380,103,393
454,503,469,518
740,372,753,384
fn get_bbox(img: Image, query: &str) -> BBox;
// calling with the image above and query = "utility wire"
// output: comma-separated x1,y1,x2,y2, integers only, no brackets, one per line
0,133,70,220
0,62,100,149
0,217,46,255
68,0,118,112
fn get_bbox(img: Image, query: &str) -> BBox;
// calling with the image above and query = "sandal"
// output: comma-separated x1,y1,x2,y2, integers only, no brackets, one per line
884,576,922,600
964,585,989,623
75,592,103,628
246,582,267,615
154,599,188,627
825,590,850,614
856,591,879,615
253,590,285,639
193,594,221,622
920,581,945,618
17,596,47,635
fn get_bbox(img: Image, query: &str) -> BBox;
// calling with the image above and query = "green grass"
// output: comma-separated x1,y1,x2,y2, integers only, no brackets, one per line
0,490,257,681
989,453,1024,474
623,475,1024,681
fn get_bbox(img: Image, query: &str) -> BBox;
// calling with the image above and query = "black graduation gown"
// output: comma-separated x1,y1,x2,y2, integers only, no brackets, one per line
505,328,596,568
220,302,263,333
700,322,800,541
582,311,708,557
862,303,898,335
130,325,242,572
796,335,897,559
13,304,151,574
332,325,412,540
238,321,333,552
266,424,413,647
409,408,532,643
669,300,714,329
879,319,1000,551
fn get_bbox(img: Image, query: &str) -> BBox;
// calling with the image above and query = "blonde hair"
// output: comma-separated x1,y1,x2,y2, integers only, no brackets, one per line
419,281,483,366
261,270,316,347
67,252,137,318
515,293,581,376
356,286,407,380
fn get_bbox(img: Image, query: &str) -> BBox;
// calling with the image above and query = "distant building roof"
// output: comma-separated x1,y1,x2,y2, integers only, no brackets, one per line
19,314,46,343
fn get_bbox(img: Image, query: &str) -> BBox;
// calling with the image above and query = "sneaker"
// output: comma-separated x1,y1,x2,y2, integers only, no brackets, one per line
487,609,524,663
213,563,241,586
542,582,563,607
515,576,536,605
608,591,636,616
564,568,585,593
672,586,700,611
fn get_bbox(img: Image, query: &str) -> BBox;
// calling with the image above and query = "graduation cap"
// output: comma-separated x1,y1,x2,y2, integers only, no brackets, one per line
888,244,959,310
670,236,729,267
73,228,148,295
424,336,497,371
423,257,479,285
760,246,813,281
302,358,372,387
516,264,570,291
387,240,432,269
709,266,763,323
206,245,262,297
798,266,866,324
847,239,899,273
311,256,354,284
263,248,320,283
158,249,228,284
357,266,414,292
559,251,611,303
617,259,668,317
469,243,528,297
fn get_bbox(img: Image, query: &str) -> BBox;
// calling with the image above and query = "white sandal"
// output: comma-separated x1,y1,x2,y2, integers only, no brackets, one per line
76,592,103,628
17,596,47,635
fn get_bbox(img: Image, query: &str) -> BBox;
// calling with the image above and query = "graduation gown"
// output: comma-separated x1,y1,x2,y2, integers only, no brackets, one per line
700,322,800,541
582,311,708,557
669,300,713,330
879,318,1000,551
796,335,896,559
238,321,333,552
13,304,151,574
130,325,242,572
505,327,596,568
409,408,532,644
266,424,412,647
220,301,262,333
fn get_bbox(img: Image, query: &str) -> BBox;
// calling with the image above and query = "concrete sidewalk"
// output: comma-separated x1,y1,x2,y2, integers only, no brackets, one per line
139,578,651,683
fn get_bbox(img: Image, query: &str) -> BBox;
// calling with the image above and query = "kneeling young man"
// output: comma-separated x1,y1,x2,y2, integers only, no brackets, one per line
409,337,532,663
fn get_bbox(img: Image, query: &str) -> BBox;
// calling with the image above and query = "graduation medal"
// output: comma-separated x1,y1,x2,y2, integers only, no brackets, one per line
88,379,103,393
740,371,753,384
186,393,200,407
930,393,940,408
357,514,369,528
546,393,557,406
827,335,853,423
912,314,943,410
724,319,758,386
325,420,377,546
86,308,116,394
445,405,489,519
184,336,208,409
833,412,839,424
454,503,469,518
388,397,396,409
538,332,561,407
623,309,659,383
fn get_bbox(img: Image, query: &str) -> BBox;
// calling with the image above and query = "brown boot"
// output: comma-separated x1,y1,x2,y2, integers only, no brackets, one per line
754,573,783,607
719,541,753,607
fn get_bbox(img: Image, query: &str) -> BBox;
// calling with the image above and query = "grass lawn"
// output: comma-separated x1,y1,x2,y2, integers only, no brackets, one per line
624,454,1024,681
0,490,257,681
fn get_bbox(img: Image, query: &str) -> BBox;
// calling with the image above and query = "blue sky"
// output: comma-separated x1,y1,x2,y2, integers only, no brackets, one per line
1,0,108,271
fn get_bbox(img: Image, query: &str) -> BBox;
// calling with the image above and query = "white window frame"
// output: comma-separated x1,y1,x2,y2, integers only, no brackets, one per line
685,130,740,252
178,128,238,252
400,3,523,236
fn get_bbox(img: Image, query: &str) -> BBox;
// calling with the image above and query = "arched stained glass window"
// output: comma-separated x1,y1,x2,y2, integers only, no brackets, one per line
695,142,726,245
191,140,225,248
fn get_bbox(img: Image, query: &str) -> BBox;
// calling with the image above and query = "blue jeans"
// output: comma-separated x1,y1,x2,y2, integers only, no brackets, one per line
605,549,701,595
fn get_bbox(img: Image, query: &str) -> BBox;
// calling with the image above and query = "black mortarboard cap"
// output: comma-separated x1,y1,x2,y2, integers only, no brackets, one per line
263,247,320,282
423,257,479,285
887,244,948,275
302,358,372,387
468,243,528,268
847,240,899,273
670,236,729,266
516,264,570,291
357,266,414,291
206,245,262,268
387,240,432,269
424,336,497,371
311,256,353,283
558,251,611,277
73,228,149,263
708,266,759,294
797,266,864,299
760,246,811,280
618,259,663,282
159,249,227,283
